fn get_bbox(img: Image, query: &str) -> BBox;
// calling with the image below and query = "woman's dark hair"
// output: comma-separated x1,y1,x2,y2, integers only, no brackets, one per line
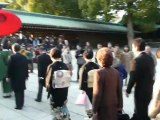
156,48,160,59
1,38,10,49
123,45,130,51
83,50,93,59
50,48,61,59
96,47,113,67
133,38,146,51
12,43,21,52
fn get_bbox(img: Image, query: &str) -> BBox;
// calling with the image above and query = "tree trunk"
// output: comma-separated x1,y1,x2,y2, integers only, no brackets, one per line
127,14,134,49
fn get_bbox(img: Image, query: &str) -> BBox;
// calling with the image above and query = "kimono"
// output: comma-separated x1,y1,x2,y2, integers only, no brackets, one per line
79,61,99,102
79,61,99,118
0,49,12,97
45,61,71,120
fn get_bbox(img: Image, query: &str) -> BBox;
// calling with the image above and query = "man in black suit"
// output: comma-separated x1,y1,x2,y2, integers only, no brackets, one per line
7,44,28,110
35,48,52,102
126,38,155,120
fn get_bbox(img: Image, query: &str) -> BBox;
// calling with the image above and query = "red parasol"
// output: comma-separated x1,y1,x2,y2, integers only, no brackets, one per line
0,10,22,36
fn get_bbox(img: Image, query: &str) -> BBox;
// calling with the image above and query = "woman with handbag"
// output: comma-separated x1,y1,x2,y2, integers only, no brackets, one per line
148,48,160,120
92,47,123,120
79,50,99,118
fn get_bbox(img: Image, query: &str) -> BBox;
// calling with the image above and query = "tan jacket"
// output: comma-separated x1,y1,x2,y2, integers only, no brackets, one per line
93,67,123,120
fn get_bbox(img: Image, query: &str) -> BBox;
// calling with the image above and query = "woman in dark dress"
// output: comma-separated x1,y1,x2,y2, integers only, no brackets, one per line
79,50,99,118
79,50,99,102
45,48,71,120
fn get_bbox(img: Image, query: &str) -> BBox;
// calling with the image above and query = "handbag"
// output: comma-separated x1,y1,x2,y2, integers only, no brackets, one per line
75,92,87,105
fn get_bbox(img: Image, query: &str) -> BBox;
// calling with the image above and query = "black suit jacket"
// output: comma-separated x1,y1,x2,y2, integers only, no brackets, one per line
37,53,52,78
8,53,28,92
127,52,155,96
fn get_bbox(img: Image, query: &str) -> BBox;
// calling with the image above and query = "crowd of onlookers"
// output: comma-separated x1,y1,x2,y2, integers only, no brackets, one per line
0,33,160,120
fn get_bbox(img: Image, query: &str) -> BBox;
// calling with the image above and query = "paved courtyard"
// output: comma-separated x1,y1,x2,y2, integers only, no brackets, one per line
0,51,135,120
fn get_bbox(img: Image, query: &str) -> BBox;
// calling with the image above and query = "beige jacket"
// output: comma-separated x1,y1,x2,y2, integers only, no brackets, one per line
148,59,160,120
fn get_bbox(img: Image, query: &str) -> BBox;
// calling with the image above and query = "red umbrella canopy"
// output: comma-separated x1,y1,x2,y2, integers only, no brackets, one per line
0,10,22,36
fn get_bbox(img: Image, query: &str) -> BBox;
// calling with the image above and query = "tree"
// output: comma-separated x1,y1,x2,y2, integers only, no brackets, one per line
78,0,160,47
0,0,82,18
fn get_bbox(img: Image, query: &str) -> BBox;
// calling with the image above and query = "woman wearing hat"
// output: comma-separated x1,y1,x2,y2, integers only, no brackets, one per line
0,38,12,98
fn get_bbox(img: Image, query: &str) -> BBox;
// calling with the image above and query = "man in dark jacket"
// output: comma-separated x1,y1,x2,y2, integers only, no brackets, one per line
7,43,28,110
126,38,155,120
35,48,52,102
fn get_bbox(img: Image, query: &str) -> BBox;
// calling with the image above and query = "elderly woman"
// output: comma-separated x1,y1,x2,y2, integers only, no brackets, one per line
148,48,160,120
92,47,123,120
45,48,71,120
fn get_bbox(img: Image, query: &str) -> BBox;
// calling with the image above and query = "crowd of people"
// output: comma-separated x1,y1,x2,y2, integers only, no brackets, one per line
0,34,160,120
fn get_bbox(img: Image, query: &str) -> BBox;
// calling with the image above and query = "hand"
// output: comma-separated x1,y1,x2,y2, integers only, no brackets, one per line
92,112,98,120
81,90,85,94
6,78,10,82
39,77,44,79
46,84,50,90
70,71,73,76
126,92,129,98
64,100,68,105
117,108,122,113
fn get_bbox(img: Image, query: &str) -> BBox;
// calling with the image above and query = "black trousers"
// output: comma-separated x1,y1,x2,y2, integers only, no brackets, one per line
15,90,24,108
86,88,93,103
131,92,152,120
36,79,43,101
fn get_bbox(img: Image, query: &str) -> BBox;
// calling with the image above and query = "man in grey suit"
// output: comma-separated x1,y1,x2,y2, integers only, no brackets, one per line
7,43,28,110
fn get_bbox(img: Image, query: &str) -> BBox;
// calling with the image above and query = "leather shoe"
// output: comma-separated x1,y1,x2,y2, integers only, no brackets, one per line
35,99,41,102
3,95,11,98
15,107,22,110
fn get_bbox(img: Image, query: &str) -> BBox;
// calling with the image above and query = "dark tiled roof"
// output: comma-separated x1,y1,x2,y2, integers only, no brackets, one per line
4,9,128,33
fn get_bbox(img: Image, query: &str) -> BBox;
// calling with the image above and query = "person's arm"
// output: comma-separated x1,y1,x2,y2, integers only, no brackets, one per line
79,66,88,91
92,71,102,114
7,55,12,79
75,50,79,59
25,58,29,78
37,56,43,78
45,65,52,89
117,73,123,111
126,59,136,94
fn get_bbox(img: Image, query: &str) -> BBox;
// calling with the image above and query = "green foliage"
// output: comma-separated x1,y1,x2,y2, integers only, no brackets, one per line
78,0,160,32
78,0,113,21
0,0,82,18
